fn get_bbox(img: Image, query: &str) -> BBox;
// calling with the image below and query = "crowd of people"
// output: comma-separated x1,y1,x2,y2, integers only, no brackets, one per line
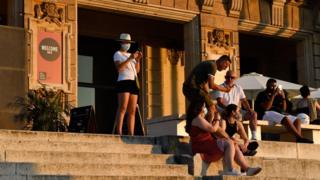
112,33,317,177
182,54,315,176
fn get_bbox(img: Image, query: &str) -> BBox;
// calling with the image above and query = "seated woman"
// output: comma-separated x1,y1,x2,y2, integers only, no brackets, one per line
296,85,320,124
220,104,258,156
185,102,261,176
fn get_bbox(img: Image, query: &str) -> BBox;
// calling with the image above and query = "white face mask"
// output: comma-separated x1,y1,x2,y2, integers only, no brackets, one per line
121,43,131,51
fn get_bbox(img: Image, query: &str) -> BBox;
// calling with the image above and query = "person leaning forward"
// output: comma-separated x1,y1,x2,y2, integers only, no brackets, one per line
183,55,232,123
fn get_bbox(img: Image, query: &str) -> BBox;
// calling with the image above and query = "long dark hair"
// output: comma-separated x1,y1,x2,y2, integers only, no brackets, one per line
225,104,238,118
185,102,204,134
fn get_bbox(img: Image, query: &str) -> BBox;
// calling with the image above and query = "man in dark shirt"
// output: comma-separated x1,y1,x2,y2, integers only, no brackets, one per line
183,55,232,121
255,78,313,143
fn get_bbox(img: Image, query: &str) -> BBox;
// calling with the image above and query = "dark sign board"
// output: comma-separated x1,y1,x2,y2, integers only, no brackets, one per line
69,105,96,133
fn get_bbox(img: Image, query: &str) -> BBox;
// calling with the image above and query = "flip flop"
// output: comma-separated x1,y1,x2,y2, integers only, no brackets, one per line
247,141,259,151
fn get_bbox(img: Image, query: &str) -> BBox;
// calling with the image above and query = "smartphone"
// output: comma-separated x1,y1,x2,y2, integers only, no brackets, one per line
278,84,283,91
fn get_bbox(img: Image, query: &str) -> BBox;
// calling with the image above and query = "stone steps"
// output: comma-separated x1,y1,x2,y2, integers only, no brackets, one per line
1,130,320,179
166,136,320,160
0,130,156,144
4,150,175,165
0,175,195,180
0,162,188,176
193,155,320,178
0,139,162,154
254,140,320,160
203,176,318,180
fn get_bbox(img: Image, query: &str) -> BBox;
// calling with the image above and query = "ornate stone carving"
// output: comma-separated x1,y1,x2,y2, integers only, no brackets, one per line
228,0,243,18
34,2,64,26
167,49,183,65
201,0,215,13
133,0,148,4
207,29,230,49
272,0,286,26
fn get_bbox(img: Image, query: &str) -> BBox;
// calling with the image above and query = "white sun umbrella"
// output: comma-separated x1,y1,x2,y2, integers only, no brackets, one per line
235,72,304,107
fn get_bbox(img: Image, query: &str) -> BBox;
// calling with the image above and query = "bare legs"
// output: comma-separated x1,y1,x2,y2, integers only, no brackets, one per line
223,139,249,172
114,92,138,135
281,117,302,138
245,111,258,139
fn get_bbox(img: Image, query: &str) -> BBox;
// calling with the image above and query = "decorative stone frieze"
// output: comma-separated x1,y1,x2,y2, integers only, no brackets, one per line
167,49,184,65
34,2,64,26
133,0,148,4
272,0,286,26
207,29,230,49
202,0,215,13
228,0,243,18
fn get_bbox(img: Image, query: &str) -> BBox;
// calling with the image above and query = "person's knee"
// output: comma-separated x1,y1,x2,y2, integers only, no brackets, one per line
294,118,301,124
252,112,257,119
118,105,127,113
280,117,290,124
224,139,234,149
126,108,136,116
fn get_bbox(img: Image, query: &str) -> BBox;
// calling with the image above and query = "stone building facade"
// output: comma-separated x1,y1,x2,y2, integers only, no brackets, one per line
0,0,320,132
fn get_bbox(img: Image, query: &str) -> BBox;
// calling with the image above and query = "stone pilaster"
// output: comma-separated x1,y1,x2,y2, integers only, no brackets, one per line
133,0,148,4
228,0,243,18
202,0,214,13
272,0,286,26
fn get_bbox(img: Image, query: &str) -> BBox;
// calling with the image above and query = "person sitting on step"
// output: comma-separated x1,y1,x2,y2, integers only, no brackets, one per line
220,104,259,157
185,102,262,176
213,70,258,140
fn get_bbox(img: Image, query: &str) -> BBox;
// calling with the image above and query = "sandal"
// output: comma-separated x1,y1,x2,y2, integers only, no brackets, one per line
247,141,259,151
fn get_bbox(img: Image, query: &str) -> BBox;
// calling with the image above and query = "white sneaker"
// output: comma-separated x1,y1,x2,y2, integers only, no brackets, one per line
246,167,262,176
200,161,210,176
219,168,242,176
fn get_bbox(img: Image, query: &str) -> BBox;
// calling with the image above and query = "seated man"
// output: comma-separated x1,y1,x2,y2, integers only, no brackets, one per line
214,70,258,140
254,78,313,143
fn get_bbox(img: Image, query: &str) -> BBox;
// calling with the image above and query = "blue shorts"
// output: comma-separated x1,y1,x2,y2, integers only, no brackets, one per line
116,80,139,95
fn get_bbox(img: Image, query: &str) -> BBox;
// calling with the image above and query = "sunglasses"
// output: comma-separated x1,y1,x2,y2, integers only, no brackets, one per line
225,76,236,79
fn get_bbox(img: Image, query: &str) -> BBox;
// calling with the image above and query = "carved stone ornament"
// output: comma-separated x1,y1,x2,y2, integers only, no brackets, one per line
228,0,243,18
132,0,148,4
202,0,215,13
167,49,183,65
208,29,230,49
34,2,64,26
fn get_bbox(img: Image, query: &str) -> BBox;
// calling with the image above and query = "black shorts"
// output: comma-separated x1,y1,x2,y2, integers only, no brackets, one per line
116,80,139,95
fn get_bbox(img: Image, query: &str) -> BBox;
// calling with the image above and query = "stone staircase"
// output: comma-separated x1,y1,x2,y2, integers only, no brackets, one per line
0,130,320,179
0,130,192,180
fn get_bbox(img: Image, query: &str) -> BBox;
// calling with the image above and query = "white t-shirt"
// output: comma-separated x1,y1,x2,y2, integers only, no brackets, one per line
216,82,246,107
113,51,137,81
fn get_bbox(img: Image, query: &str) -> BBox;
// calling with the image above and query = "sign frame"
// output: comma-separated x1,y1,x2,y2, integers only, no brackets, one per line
26,1,72,92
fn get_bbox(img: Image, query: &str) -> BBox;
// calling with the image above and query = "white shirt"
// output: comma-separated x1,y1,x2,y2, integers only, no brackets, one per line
216,82,246,107
113,51,137,81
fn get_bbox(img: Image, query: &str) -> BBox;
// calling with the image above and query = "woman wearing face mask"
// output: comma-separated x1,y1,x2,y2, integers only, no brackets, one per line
220,104,258,156
113,33,142,135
